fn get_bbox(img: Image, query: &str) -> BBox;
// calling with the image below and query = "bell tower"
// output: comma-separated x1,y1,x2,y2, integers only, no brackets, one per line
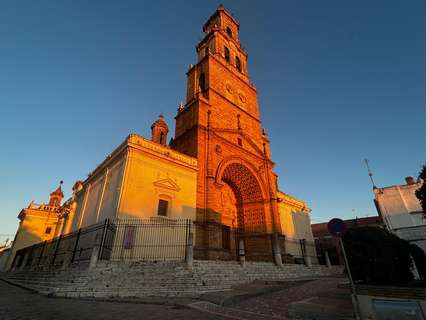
171,5,280,248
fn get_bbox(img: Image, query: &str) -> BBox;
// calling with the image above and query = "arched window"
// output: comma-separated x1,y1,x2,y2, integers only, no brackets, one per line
159,132,164,145
224,47,230,63
226,26,233,38
199,73,206,92
205,46,209,57
236,56,241,71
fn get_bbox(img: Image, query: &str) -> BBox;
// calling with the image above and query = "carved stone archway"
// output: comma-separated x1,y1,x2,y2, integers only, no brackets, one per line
220,162,267,233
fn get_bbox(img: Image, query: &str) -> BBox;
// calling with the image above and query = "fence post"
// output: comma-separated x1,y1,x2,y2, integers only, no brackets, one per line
24,245,35,269
51,234,62,266
305,255,312,268
325,250,332,268
272,233,283,267
89,220,108,269
238,238,245,267
98,219,110,261
38,240,47,266
19,250,29,270
185,221,194,268
70,228,81,264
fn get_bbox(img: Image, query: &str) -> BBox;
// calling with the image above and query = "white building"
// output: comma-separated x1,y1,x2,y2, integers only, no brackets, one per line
374,176,426,251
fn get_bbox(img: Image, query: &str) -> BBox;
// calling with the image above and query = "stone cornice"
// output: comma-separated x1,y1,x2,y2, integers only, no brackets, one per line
80,134,197,190
277,191,311,213
127,134,198,170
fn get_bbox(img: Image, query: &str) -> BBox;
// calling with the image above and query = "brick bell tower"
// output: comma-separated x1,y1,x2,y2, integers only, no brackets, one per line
171,6,282,259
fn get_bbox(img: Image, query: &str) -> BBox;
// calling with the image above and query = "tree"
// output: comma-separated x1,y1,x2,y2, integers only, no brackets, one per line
410,244,426,280
415,165,426,214
342,227,413,285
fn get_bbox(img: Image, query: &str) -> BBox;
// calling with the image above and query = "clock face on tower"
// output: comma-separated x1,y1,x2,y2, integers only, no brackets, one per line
238,91,247,104
224,81,247,111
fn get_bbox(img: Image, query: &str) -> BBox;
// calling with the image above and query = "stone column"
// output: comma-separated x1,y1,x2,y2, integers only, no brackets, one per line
238,238,246,267
325,250,332,268
89,219,109,269
89,246,100,269
186,232,194,268
272,233,283,267
305,255,312,268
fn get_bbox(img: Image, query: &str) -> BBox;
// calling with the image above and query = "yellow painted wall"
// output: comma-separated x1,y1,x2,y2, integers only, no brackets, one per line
7,206,59,269
277,191,316,258
118,144,197,221
70,134,198,230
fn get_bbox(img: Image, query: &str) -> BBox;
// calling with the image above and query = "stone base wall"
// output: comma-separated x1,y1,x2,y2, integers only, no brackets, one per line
2,260,342,299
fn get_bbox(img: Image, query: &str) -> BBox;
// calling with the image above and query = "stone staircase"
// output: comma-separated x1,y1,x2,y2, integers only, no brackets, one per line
2,260,342,299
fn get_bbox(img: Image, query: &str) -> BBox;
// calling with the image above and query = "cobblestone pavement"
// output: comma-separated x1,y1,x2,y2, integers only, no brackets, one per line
231,277,352,318
0,280,225,320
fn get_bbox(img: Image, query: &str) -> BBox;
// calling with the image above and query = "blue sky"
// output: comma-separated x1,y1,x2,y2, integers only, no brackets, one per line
1,1,425,241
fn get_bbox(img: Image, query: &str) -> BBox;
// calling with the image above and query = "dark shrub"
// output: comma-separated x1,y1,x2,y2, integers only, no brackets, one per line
342,226,413,285
410,244,426,280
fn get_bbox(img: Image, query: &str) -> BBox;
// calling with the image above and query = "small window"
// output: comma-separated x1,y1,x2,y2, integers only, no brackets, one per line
236,56,241,71
205,46,209,57
157,199,169,216
199,73,206,92
226,27,233,38
224,47,230,63
159,132,164,144
45,227,52,234
237,138,242,146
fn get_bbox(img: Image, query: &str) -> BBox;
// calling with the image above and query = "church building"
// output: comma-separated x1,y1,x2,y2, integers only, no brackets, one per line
6,6,315,268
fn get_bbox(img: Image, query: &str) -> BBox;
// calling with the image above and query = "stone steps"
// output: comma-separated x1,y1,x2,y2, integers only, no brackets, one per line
3,260,342,299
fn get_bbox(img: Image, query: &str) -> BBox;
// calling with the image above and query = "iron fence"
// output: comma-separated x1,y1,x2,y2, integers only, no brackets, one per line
104,218,191,261
11,218,192,269
193,221,320,264
12,221,108,269
11,218,325,270
283,237,318,264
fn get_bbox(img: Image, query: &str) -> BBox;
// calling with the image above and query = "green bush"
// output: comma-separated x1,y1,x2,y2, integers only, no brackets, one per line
342,226,413,285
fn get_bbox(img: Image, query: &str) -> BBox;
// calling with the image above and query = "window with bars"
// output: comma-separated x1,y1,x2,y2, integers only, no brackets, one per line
157,199,169,216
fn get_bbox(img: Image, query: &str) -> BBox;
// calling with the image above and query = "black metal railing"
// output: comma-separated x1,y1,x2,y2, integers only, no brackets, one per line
283,237,318,264
11,218,327,270
12,221,108,269
11,218,192,269
104,218,191,261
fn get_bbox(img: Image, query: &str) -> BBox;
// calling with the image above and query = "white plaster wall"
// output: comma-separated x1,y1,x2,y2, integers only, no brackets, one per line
375,183,423,230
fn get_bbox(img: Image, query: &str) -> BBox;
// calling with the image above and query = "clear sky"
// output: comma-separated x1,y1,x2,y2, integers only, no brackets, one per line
1,1,425,242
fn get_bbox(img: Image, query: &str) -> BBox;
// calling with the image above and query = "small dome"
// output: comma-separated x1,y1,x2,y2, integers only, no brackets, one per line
151,114,168,130
50,181,64,198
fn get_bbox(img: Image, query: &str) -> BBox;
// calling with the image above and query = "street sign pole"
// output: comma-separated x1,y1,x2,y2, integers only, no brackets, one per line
338,236,361,319
328,218,362,320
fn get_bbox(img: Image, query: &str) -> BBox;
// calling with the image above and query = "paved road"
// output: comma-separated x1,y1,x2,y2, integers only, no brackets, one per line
233,277,353,319
0,280,225,320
